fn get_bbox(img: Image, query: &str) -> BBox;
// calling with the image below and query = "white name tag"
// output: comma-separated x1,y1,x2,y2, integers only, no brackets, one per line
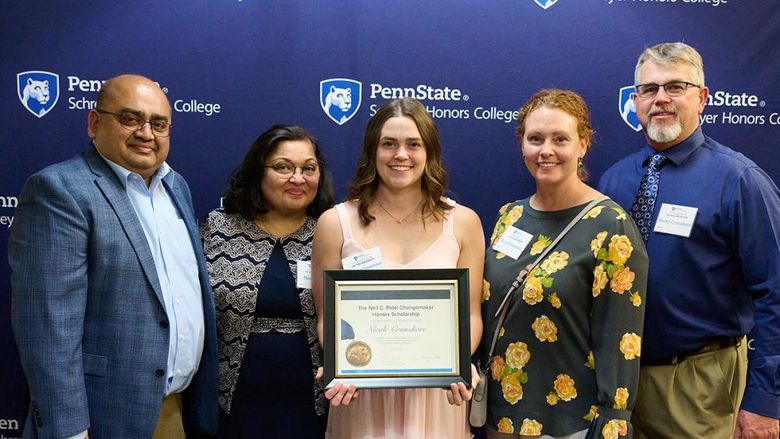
296,260,312,289
492,226,533,260
654,203,697,238
342,246,384,269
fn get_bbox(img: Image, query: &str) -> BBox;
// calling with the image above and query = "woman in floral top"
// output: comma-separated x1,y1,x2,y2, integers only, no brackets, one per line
482,89,648,439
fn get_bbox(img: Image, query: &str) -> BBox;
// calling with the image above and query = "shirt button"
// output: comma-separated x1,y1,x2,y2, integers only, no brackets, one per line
155,369,165,377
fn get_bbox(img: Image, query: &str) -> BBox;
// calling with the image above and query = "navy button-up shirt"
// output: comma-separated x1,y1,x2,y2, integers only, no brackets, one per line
598,127,780,418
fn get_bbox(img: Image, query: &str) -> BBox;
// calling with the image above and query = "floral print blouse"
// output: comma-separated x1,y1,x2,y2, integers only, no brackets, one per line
483,198,648,439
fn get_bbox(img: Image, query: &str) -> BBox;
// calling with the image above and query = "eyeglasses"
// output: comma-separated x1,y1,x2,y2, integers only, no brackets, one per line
95,109,172,137
265,160,319,177
634,81,702,99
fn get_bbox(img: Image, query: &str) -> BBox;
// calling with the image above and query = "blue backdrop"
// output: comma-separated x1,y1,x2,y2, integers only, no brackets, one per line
2,1,778,434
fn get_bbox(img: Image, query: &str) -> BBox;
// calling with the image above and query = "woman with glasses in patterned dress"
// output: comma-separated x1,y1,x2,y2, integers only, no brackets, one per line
202,125,334,437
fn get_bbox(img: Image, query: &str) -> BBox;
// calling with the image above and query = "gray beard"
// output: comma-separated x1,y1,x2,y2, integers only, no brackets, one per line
646,119,682,144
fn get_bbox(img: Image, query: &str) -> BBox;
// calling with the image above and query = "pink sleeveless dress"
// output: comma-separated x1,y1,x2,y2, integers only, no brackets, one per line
325,201,472,439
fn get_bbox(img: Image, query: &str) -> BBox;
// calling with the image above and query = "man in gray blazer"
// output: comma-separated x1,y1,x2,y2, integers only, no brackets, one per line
9,74,218,438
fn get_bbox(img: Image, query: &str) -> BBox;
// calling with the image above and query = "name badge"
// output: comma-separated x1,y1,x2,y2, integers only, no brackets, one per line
296,260,312,289
342,246,384,269
654,203,697,238
492,226,533,260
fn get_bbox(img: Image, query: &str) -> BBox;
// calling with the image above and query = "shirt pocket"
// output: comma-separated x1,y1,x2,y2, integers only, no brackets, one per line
83,353,108,377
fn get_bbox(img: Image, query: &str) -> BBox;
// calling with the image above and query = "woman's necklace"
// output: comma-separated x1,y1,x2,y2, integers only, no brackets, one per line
254,214,306,237
376,198,422,224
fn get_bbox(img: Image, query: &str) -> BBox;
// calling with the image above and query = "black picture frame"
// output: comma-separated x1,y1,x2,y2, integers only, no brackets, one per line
322,268,471,389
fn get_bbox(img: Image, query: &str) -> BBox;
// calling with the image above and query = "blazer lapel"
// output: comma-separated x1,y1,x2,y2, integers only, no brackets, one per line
83,147,166,307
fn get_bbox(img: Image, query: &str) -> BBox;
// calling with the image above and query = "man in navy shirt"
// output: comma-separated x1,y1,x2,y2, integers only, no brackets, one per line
599,42,780,438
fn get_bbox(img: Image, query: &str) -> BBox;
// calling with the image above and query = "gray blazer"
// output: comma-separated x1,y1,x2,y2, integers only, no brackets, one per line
9,146,218,438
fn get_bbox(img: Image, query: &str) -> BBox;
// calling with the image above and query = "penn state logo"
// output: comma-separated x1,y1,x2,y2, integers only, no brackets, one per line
320,78,362,125
619,86,642,132
17,71,60,118
533,0,559,9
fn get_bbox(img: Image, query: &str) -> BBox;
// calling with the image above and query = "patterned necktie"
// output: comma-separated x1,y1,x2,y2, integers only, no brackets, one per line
630,153,668,242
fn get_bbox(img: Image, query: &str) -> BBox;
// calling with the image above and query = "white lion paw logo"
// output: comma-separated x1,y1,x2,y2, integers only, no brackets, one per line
320,78,362,125
621,98,635,120
324,86,352,113
534,0,559,9
22,78,51,107
17,71,60,118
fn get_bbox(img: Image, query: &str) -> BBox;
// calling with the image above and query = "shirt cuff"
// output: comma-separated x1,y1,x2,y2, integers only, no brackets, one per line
586,406,632,439
65,430,88,439
741,387,780,419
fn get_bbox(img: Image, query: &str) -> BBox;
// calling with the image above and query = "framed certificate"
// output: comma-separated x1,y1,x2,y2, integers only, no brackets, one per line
322,268,471,389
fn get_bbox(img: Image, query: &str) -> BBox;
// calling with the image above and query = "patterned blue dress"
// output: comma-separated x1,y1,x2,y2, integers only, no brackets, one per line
202,210,326,438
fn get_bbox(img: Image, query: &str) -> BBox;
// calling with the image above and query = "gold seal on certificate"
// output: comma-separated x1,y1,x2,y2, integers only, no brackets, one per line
345,340,372,367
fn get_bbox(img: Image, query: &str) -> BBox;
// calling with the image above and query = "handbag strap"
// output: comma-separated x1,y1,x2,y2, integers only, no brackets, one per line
485,195,608,361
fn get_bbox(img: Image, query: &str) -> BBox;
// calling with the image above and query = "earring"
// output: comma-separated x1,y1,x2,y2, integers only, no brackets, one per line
578,158,584,168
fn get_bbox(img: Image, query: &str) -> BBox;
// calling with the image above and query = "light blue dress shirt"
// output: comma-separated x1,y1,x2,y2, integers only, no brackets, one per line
100,154,205,396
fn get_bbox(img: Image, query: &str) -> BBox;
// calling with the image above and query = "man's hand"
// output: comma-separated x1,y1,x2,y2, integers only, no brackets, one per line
733,409,779,439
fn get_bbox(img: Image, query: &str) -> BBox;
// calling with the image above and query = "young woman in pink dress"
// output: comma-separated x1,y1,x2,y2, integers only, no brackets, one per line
312,97,485,438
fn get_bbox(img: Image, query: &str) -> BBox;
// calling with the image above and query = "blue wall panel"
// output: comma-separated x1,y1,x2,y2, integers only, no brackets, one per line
2,1,778,434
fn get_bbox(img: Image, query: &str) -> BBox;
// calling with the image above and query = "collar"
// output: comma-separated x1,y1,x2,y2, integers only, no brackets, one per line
93,143,171,190
641,126,705,167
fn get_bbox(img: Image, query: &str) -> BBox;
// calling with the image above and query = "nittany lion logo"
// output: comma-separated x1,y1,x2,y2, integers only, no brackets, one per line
533,0,559,9
619,86,642,132
320,78,362,125
17,71,60,118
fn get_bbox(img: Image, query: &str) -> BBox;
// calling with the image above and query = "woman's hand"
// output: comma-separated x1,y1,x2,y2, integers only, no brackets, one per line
317,366,360,406
324,382,360,406
446,363,479,406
